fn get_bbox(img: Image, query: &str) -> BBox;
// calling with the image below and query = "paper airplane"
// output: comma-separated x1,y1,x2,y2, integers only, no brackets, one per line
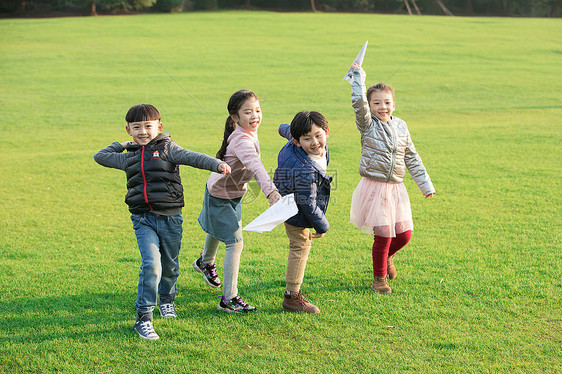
342,40,368,83
243,193,298,233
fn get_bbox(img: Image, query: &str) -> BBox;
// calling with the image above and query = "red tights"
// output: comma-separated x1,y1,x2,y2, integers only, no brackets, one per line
372,230,412,277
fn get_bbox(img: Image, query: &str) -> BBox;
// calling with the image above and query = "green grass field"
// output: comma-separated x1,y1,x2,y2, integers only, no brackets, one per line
1,11,561,373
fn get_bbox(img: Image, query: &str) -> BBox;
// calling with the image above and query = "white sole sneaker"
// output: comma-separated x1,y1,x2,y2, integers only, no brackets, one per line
192,259,221,288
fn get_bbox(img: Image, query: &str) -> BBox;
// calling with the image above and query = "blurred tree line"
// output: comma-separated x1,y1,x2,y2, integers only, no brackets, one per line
0,0,559,17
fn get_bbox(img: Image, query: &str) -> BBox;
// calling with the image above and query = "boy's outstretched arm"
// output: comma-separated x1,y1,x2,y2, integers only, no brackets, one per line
167,142,223,173
94,142,128,171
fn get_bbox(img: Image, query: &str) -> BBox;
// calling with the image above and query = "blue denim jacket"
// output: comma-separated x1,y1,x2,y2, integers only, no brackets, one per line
273,123,332,234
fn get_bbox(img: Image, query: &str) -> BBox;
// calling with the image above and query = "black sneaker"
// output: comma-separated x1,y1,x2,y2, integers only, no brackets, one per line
158,302,177,318
132,312,159,340
217,295,256,313
192,254,221,288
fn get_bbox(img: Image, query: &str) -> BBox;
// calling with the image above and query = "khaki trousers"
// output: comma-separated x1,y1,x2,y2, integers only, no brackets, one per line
284,223,312,292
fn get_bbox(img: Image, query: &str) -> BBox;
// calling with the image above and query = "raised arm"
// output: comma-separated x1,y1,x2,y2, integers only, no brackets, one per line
278,123,292,141
351,65,372,132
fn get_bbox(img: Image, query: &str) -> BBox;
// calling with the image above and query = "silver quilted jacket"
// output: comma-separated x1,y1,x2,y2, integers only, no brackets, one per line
351,67,435,196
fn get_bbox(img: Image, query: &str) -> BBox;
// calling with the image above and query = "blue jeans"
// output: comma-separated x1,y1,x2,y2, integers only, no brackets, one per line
131,212,183,314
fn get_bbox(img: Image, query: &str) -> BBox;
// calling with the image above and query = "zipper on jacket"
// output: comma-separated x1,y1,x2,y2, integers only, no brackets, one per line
140,146,153,211
386,125,397,182
386,148,397,182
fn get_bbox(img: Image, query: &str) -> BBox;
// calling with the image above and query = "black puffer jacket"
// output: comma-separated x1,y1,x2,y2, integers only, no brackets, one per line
125,134,183,214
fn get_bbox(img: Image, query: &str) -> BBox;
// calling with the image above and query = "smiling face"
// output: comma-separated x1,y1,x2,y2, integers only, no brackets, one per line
126,120,162,145
231,97,261,133
369,90,395,123
293,123,328,156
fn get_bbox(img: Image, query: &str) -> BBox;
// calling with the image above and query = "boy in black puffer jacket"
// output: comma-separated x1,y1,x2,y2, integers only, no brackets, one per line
94,104,230,340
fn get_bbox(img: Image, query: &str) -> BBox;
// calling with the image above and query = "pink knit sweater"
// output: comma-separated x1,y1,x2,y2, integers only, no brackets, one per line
207,125,277,199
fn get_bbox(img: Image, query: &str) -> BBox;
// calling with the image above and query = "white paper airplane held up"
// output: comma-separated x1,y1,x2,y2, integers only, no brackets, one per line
242,193,298,233
342,40,368,84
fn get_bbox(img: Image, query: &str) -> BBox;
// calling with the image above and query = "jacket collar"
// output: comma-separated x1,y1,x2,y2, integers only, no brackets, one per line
371,114,395,125
290,142,331,181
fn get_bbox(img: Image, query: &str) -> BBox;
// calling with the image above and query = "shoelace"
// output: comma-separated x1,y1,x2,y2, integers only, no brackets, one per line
232,296,248,308
204,263,218,278
160,304,175,316
293,291,308,306
138,321,157,336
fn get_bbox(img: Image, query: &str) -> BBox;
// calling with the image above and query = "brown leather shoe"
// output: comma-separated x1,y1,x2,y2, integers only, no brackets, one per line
282,291,320,314
387,255,397,280
372,276,392,294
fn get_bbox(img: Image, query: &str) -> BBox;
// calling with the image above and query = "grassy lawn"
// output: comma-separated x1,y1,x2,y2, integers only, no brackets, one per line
0,11,560,373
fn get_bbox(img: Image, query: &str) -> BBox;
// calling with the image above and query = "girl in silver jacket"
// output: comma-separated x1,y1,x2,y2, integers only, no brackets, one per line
349,63,435,294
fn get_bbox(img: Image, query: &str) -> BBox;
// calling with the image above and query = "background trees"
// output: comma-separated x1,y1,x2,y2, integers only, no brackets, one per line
0,0,559,16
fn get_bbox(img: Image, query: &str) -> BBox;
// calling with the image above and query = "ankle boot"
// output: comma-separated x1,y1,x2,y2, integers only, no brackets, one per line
387,255,397,280
372,276,392,294
282,290,320,314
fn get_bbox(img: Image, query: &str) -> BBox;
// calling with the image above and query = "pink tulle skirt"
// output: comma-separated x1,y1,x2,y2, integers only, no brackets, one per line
350,177,413,237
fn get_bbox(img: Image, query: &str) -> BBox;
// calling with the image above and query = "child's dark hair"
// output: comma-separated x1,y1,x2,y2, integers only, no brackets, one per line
216,90,259,160
125,104,161,123
290,111,329,141
366,82,395,102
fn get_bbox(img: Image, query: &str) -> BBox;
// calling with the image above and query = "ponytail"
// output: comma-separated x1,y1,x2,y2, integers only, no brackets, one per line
216,116,236,160
216,89,259,160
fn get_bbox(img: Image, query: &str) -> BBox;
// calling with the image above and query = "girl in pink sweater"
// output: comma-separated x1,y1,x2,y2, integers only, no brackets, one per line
193,90,281,313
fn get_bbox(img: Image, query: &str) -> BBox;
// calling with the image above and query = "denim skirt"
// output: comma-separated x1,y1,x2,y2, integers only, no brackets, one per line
198,186,243,244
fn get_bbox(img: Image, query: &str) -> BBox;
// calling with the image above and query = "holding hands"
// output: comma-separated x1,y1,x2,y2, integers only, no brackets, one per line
218,162,231,174
120,142,232,177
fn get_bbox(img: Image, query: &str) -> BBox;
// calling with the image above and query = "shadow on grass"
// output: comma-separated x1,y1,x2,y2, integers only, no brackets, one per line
1,265,377,344
0,286,310,345
0,292,136,344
